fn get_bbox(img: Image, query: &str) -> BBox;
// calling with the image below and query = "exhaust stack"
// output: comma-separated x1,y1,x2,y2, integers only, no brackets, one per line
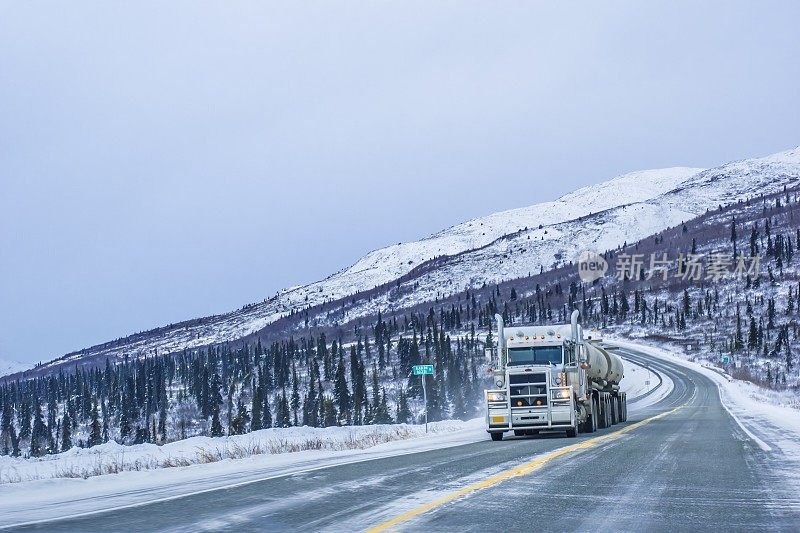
495,313,506,367
570,309,580,343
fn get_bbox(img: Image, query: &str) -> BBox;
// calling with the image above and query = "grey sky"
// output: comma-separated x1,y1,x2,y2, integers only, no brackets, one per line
2,1,799,364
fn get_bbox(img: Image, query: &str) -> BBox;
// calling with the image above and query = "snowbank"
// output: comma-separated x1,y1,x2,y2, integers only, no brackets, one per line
617,354,675,409
0,419,481,484
0,418,488,528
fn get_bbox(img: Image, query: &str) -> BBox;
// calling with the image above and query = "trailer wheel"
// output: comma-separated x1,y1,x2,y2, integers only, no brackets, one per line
593,396,599,432
490,432,503,441
611,396,619,425
597,395,607,429
622,394,628,422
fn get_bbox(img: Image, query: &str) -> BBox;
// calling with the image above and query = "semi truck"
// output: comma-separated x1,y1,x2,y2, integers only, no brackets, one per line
485,310,626,440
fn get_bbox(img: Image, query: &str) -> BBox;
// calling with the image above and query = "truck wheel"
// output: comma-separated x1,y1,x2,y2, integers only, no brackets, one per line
490,432,503,441
622,395,628,422
595,396,602,429
566,426,578,438
597,396,606,429
611,397,619,425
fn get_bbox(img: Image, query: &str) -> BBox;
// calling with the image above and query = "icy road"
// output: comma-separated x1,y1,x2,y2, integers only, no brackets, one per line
6,345,799,532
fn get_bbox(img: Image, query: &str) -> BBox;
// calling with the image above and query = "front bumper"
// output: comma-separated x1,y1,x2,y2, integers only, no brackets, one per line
486,393,574,432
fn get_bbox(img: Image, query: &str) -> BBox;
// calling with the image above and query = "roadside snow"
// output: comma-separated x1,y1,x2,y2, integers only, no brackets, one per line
618,354,674,409
0,419,486,528
0,419,484,485
620,356,675,411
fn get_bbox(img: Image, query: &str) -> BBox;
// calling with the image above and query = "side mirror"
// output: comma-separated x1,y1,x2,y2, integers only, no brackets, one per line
578,345,587,363
484,348,493,364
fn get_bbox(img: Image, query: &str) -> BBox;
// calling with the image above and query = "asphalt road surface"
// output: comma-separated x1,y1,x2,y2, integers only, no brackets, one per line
9,346,799,532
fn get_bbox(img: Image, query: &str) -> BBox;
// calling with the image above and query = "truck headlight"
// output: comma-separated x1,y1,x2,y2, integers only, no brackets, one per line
487,392,507,402
493,373,505,388
552,389,571,400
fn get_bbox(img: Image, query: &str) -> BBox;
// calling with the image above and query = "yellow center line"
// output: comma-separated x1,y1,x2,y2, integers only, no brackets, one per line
365,406,682,533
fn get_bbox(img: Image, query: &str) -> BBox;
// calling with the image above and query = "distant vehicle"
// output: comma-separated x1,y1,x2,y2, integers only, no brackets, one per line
485,310,626,440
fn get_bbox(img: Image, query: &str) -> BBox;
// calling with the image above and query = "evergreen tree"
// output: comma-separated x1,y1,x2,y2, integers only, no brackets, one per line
277,389,291,428
333,354,351,424
373,388,393,424
734,305,744,351
290,366,300,427
210,403,223,437
748,317,758,350
60,412,72,452
30,401,46,457
88,401,103,448
230,398,250,436
10,426,20,457
261,388,273,429
322,397,338,427
395,389,411,424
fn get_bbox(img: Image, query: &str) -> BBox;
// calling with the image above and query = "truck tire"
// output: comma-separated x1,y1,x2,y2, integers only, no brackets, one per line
514,430,524,437
622,395,628,422
566,425,578,438
611,396,619,425
592,395,600,430
597,396,607,429
491,432,503,441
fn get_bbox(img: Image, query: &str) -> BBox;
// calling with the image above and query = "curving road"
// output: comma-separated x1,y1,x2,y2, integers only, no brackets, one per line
8,346,799,531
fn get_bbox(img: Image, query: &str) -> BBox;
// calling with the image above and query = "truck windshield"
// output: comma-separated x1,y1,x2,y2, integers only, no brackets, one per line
507,346,563,366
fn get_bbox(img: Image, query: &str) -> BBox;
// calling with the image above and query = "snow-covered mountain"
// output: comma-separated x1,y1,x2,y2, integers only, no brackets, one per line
0,359,27,378
38,147,800,371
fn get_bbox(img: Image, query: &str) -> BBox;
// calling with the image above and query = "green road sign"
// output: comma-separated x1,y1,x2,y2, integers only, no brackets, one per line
413,364,434,375
722,355,730,364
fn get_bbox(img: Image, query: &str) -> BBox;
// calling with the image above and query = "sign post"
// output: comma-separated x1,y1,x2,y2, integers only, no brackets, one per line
413,365,434,433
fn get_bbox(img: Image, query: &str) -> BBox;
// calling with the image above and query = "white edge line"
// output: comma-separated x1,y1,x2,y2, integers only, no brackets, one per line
716,383,772,452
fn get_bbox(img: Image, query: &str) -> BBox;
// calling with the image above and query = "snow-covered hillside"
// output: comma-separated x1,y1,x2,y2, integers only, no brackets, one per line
325,147,800,322
0,359,27,378
36,147,800,371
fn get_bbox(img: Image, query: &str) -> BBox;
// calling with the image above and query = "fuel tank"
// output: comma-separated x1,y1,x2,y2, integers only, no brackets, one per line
584,341,623,385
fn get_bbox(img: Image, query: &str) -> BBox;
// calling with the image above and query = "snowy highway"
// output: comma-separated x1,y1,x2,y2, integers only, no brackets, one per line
6,344,798,532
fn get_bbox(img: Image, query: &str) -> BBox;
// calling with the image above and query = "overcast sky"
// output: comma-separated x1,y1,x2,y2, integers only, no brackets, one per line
2,1,799,364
